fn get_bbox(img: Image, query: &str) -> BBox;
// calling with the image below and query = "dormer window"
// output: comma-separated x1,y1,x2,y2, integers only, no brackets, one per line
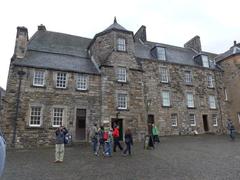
202,55,209,68
156,47,166,60
117,38,126,51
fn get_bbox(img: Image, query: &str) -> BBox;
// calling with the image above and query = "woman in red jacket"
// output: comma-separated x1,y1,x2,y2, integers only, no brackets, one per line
113,125,123,152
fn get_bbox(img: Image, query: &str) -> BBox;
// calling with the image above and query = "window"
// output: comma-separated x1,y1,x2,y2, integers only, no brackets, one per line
171,114,178,127
209,95,216,109
207,75,214,88
161,91,170,107
52,108,64,127
117,38,126,51
77,74,88,90
160,67,169,83
56,72,67,88
224,88,228,101
189,114,196,126
185,71,192,84
117,67,127,82
212,114,218,126
156,47,166,60
202,55,209,68
186,93,194,108
29,106,42,127
33,71,45,86
117,93,127,109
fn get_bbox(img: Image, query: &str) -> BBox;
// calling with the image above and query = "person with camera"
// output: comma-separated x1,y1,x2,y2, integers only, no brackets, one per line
54,125,68,163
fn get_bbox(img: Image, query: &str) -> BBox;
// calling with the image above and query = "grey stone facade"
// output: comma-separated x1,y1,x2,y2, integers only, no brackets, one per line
2,19,233,148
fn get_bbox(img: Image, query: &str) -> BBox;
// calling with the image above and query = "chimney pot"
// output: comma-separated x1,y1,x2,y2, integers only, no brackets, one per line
38,24,46,31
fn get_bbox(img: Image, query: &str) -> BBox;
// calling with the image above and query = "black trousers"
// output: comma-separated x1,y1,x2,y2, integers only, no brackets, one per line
113,137,123,152
123,142,131,155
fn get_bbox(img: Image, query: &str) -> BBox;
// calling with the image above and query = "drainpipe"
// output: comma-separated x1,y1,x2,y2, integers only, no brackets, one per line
12,70,25,147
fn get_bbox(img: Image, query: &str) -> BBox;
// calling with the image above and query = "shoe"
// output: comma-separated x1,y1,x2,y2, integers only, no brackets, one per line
54,160,59,163
59,160,63,163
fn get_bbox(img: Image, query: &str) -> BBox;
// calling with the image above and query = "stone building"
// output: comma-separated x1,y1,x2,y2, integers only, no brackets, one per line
2,19,230,147
216,41,240,132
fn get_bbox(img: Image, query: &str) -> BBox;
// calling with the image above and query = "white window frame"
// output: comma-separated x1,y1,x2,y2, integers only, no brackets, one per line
209,95,216,109
117,67,127,82
117,38,126,51
161,91,170,107
212,114,218,127
160,67,169,83
52,107,64,127
185,71,192,84
186,92,194,108
202,55,209,68
207,75,214,88
117,93,127,110
56,72,67,89
29,106,42,127
33,71,45,87
189,114,196,126
156,47,166,60
76,74,88,90
171,113,178,127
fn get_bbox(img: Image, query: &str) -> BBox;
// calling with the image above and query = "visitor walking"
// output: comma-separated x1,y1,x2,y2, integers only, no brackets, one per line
227,119,235,140
113,125,123,152
96,126,105,156
90,123,98,155
152,124,160,143
104,127,113,157
54,125,68,163
123,128,133,156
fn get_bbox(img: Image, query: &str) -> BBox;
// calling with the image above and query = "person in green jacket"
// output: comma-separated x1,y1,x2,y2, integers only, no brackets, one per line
152,124,160,143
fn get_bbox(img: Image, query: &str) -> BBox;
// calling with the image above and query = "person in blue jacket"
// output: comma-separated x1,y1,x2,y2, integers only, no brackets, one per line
0,130,6,177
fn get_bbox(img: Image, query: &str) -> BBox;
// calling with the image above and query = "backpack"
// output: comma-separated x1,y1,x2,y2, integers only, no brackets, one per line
103,131,109,141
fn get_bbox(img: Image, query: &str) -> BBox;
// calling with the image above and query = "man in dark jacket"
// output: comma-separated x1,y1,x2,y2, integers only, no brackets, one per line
55,125,68,163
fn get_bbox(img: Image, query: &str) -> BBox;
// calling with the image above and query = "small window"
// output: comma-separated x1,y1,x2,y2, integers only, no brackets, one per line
33,71,45,86
202,55,209,68
207,75,214,88
185,71,192,84
209,95,216,109
52,108,64,127
224,88,228,101
212,114,218,126
77,74,88,90
186,93,194,108
117,67,127,82
29,106,42,127
161,91,170,107
117,93,127,109
117,38,126,51
189,114,196,126
56,72,67,88
160,67,169,83
156,47,166,60
171,114,178,127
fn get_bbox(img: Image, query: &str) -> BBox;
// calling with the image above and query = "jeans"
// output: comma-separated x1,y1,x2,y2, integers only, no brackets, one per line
113,137,123,152
92,138,98,153
229,130,235,140
55,144,64,161
104,141,112,156
123,142,131,155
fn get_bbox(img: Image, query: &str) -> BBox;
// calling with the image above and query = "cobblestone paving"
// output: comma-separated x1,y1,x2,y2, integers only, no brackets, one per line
2,135,240,180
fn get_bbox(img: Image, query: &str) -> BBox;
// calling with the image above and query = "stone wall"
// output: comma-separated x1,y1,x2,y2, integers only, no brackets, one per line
2,65,101,148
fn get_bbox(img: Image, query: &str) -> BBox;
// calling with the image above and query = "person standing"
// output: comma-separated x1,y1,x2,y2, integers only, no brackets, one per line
152,124,160,143
123,128,133,156
55,125,68,163
113,125,123,152
0,130,6,177
89,123,98,155
104,128,113,157
96,126,105,156
227,119,235,140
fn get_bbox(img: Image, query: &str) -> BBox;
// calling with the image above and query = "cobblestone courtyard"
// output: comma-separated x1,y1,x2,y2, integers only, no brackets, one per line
2,135,240,180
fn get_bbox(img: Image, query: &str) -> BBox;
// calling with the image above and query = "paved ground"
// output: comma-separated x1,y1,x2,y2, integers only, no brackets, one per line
2,134,240,180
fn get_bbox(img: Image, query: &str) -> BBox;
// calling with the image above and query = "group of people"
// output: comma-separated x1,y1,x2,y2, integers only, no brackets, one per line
89,123,133,157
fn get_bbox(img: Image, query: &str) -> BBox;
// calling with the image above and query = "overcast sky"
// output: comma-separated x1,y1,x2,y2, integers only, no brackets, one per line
0,0,239,89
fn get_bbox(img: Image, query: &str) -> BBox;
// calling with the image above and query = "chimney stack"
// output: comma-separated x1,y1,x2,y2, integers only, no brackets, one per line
38,24,46,31
14,26,28,59
184,35,202,53
134,25,147,43
234,40,237,46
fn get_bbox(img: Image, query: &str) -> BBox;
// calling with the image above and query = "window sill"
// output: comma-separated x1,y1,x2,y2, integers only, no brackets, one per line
162,105,172,108
209,108,217,110
25,126,44,129
207,87,215,89
185,83,193,86
116,50,127,53
54,87,68,90
116,81,129,85
31,85,46,89
187,106,196,109
160,81,169,84
76,89,88,92
116,108,129,111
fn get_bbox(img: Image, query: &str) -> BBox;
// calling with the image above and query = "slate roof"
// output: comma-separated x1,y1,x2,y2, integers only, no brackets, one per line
14,30,100,75
135,41,218,68
215,44,240,62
